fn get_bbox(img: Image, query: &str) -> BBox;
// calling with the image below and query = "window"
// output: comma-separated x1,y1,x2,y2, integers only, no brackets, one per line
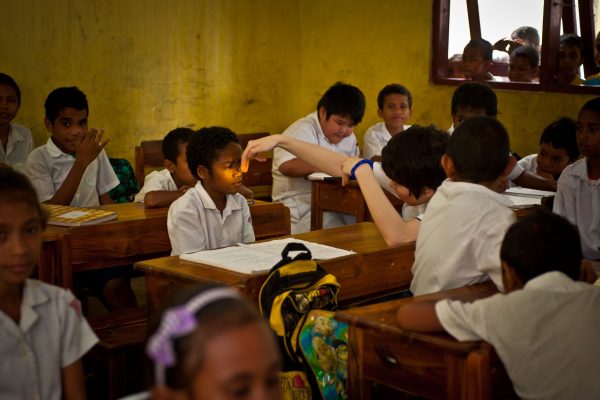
432,0,600,93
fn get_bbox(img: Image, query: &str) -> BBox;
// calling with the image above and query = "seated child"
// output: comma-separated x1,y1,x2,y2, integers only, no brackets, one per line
0,73,33,172
554,97,600,260
411,116,516,295
134,127,197,208
272,82,364,234
397,211,600,399
0,169,98,400
518,117,579,181
556,33,584,85
242,125,449,246
143,284,282,399
461,39,495,81
584,31,600,85
362,83,412,161
26,86,119,207
168,126,255,255
508,45,539,82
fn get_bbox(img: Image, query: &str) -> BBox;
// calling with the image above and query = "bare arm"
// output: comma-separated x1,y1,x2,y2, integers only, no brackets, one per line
513,171,557,191
99,192,113,205
396,301,444,332
144,190,185,208
62,359,86,400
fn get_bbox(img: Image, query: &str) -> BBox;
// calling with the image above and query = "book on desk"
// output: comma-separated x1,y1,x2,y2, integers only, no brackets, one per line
504,187,555,209
43,204,117,226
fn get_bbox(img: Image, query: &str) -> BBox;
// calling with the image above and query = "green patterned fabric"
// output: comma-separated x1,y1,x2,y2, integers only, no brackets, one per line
109,158,140,203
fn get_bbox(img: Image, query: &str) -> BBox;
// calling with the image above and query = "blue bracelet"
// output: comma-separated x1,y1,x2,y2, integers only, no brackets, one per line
350,159,374,179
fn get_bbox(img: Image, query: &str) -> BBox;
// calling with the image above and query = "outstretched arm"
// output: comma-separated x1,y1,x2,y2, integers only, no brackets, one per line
396,301,444,332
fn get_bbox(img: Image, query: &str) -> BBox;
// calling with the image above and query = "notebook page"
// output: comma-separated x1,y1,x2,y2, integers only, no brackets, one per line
180,246,282,274
238,238,355,260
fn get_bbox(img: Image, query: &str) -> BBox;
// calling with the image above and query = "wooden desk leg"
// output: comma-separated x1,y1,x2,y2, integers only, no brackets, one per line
347,328,371,400
465,349,491,400
311,181,324,231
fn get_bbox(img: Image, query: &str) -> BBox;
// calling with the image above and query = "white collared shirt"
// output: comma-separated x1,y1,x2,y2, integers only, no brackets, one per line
517,154,539,174
272,112,359,233
0,123,33,172
134,169,177,203
168,181,255,255
0,280,98,400
25,138,119,207
362,122,410,160
554,158,600,260
436,271,600,399
411,179,516,295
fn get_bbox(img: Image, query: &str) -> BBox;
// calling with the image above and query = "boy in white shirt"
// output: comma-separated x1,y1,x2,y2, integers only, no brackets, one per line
363,83,412,161
272,82,364,233
0,73,33,172
135,127,197,208
168,127,255,255
554,97,600,260
398,211,600,399
411,116,516,295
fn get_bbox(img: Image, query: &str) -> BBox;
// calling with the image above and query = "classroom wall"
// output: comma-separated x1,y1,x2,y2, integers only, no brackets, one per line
1,0,597,164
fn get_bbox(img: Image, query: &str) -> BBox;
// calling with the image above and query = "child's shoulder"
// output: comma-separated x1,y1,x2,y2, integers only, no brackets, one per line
10,122,32,139
24,279,79,313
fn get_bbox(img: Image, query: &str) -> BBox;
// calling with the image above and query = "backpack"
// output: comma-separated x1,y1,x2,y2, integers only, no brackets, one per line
258,242,347,400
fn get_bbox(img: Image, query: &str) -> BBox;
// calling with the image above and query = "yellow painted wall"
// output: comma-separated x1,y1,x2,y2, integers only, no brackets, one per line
1,0,597,164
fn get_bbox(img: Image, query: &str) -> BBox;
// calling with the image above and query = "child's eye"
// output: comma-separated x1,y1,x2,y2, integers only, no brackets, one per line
0,231,6,242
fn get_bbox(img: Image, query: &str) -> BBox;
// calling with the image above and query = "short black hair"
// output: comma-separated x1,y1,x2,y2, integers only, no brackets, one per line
0,169,46,226
382,125,449,199
316,82,366,125
187,126,240,180
464,38,493,61
511,45,540,68
580,96,600,116
511,26,540,48
0,73,21,104
500,210,582,282
560,33,584,53
377,83,412,110
163,127,195,163
540,117,579,161
447,116,509,182
44,86,89,122
451,82,497,117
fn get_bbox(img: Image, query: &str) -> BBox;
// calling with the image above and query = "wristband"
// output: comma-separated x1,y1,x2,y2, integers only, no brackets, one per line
350,159,374,179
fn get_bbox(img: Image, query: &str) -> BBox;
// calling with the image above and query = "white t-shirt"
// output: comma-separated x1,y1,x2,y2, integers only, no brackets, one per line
168,181,255,255
436,271,600,399
272,112,359,233
0,123,33,172
517,153,538,175
553,158,600,260
26,138,119,207
134,169,177,203
0,280,98,400
362,122,410,160
411,179,516,295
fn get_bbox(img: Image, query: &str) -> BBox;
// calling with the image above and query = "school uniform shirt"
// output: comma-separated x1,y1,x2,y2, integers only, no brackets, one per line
517,153,539,174
362,122,411,160
26,138,119,207
373,162,427,221
0,279,98,400
272,112,359,233
411,179,516,295
168,180,255,255
553,158,600,260
134,169,177,203
0,123,33,172
436,271,600,399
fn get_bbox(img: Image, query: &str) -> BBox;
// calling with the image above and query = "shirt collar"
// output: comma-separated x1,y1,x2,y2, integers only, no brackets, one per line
194,181,242,212
441,179,515,207
20,279,50,333
45,137,72,159
565,158,588,181
524,271,587,293
8,124,25,143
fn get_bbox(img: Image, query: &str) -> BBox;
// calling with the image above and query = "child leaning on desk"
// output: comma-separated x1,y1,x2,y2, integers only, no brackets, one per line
397,211,600,399
0,169,98,400
168,127,255,256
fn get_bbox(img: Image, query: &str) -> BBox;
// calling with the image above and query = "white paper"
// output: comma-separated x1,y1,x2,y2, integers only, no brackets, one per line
307,172,340,181
505,194,542,208
57,210,91,219
505,187,556,197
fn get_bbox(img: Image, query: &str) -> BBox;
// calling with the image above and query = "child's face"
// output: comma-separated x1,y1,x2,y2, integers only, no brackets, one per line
461,47,491,80
199,142,244,197
44,107,88,154
577,109,600,158
0,84,20,127
558,44,582,78
536,142,571,177
0,201,43,287
389,180,433,206
171,142,197,188
508,56,535,82
318,108,355,145
452,106,487,128
191,322,281,400
377,94,412,135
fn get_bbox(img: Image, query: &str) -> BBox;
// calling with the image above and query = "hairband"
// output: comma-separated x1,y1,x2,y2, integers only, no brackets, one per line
146,287,241,386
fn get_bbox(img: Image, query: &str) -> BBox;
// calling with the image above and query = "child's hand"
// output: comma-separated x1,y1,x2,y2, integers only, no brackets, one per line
340,157,364,186
75,128,109,167
535,167,555,181
241,135,282,173
490,176,509,193
579,260,599,284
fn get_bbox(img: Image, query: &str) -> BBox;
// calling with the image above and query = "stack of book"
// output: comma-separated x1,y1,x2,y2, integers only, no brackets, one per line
43,204,117,227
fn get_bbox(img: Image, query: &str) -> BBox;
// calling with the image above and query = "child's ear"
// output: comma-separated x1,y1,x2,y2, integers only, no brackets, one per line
44,117,54,133
318,106,328,122
501,155,518,177
441,154,456,179
196,165,209,180
164,159,176,174
501,261,524,292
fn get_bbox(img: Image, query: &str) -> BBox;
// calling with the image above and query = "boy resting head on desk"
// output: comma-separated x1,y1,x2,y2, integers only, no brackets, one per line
168,127,255,256
397,211,600,399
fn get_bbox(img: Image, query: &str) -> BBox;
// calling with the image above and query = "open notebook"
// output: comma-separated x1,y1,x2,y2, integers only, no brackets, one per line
179,238,355,274
44,204,117,226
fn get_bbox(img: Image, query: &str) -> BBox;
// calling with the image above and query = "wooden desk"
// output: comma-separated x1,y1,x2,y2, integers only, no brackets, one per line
135,222,415,316
310,179,403,230
336,282,514,400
